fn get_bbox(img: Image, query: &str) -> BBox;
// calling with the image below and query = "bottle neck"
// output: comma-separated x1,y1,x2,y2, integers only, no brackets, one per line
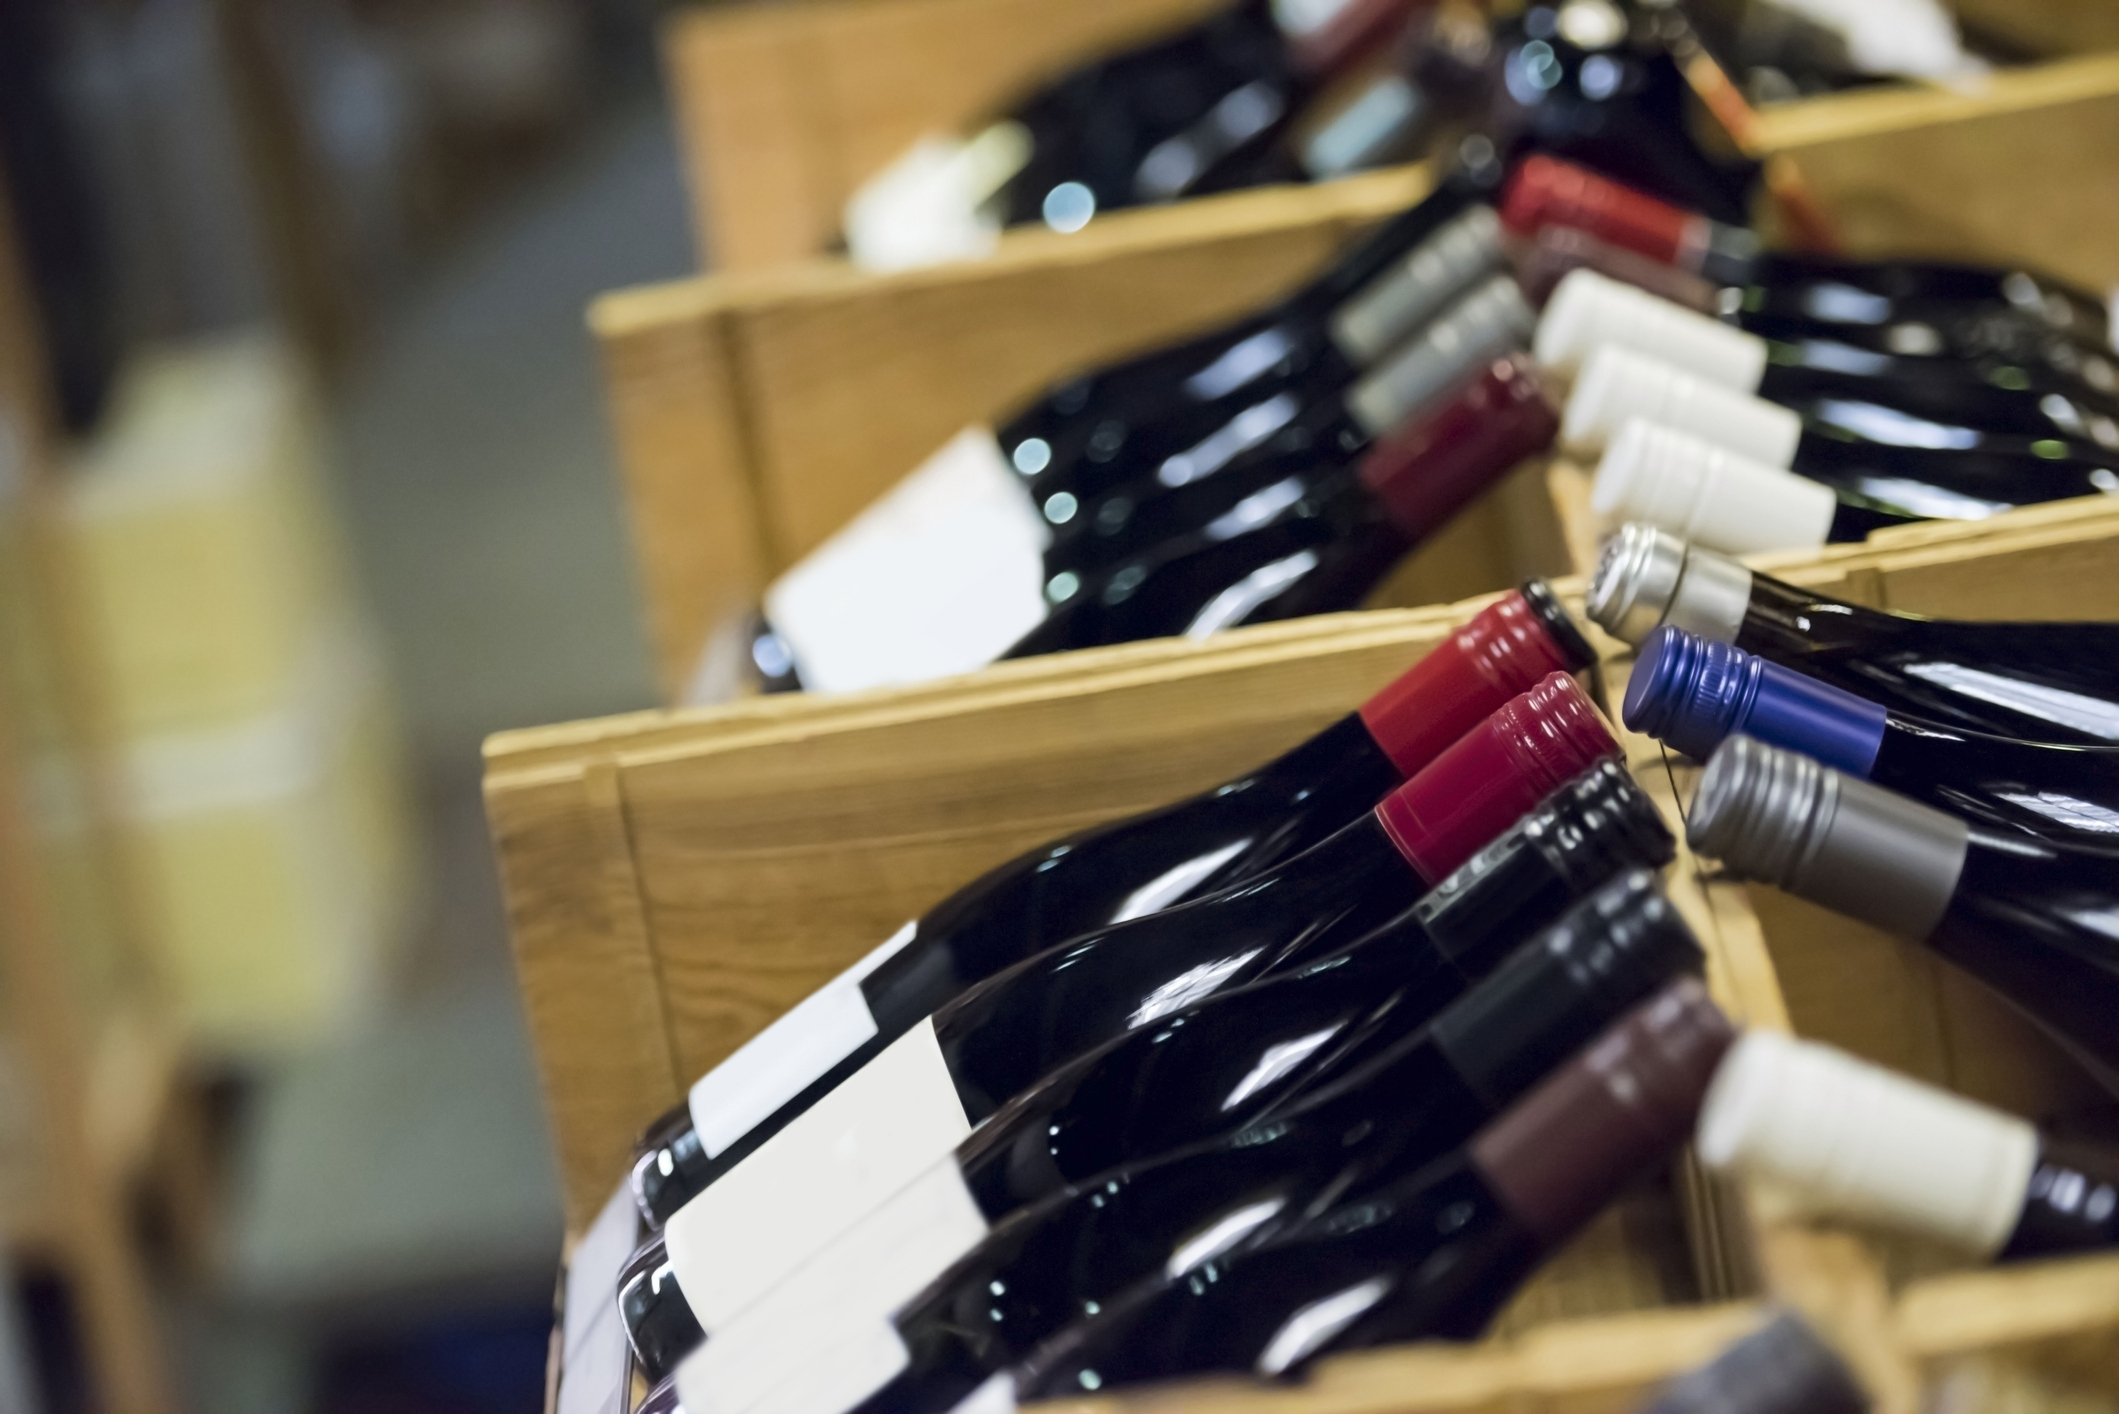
2001,1138,2119,1259
1735,573,1905,658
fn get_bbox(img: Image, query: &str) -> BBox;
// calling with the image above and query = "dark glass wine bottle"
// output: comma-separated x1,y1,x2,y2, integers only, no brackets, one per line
1590,524,2119,747
1007,353,1558,658
950,763,1675,1218
998,173,1502,505
1688,735,2119,1089
1417,1,1760,226
619,1236,701,1386
672,873,1701,1414
1582,408,2112,555
1700,1029,2119,1263
1043,271,1531,578
632,581,1594,1227
984,0,1424,232
1503,154,2115,382
645,675,1617,1364
1018,193,1508,520
1625,624,2119,850
1540,268,2119,460
989,979,1734,1404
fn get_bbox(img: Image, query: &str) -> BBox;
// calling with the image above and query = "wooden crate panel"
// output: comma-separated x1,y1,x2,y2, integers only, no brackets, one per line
588,166,1575,701
503,504,2119,1413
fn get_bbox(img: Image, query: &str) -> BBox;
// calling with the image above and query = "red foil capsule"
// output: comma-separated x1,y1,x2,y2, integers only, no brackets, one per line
1500,153,1697,268
1359,352,1559,544
1374,671,1620,882
1358,582,1593,777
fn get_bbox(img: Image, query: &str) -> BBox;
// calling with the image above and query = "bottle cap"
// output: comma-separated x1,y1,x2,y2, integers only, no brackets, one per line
1623,627,1886,774
1359,353,1560,541
1687,736,1968,939
1499,154,1695,267
1347,274,1534,436
1587,524,1754,647
1332,204,1505,365
1561,346,1802,464
1376,672,1620,882
1432,872,1704,1108
1359,578,1595,777
1641,1311,1868,1414
1510,223,1719,313
1698,1030,2038,1256
1471,977,1734,1244
619,1236,708,1382
1414,760,1676,969
1593,419,1837,556
1535,269,1769,390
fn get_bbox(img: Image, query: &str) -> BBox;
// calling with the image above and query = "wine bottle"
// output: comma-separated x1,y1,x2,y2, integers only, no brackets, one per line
620,1236,702,1387
645,675,1618,1371
1008,353,1559,657
1561,346,2119,533
848,0,1430,267
1625,625,2119,849
631,581,1595,1227
1045,272,1533,576
1588,523,2119,746
1686,735,2119,1089
990,979,1735,1405
1012,185,1507,514
1589,417,1923,554
981,0,1425,229
1637,1311,1867,1414
950,763,1676,1217
674,874,1701,1414
1503,154,2114,374
1000,173,1501,506
1539,269,2119,456
1700,1030,2119,1261
1500,153,1760,287
1415,1,1760,226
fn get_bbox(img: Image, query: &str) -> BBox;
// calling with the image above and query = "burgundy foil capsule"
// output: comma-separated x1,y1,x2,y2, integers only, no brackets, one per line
1471,977,1734,1244
1500,154,1695,266
1512,224,1720,314
1374,671,1620,881
1358,581,1594,776
1359,353,1560,544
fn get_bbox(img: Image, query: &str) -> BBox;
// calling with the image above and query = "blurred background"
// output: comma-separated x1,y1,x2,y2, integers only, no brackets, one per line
0,2,696,1409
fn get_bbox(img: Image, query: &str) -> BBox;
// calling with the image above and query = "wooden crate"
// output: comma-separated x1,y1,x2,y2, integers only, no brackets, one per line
662,0,2119,279
590,165,1575,704
490,502,2119,1414
1695,10,2119,292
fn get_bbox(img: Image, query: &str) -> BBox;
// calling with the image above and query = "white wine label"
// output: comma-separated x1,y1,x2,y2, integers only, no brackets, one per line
679,1159,990,1414
665,1018,975,1332
949,1374,1020,1414
688,921,919,1158
561,1181,642,1365
845,137,999,272
765,427,1052,694
557,1182,640,1414
683,1318,914,1414
1272,0,1358,36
